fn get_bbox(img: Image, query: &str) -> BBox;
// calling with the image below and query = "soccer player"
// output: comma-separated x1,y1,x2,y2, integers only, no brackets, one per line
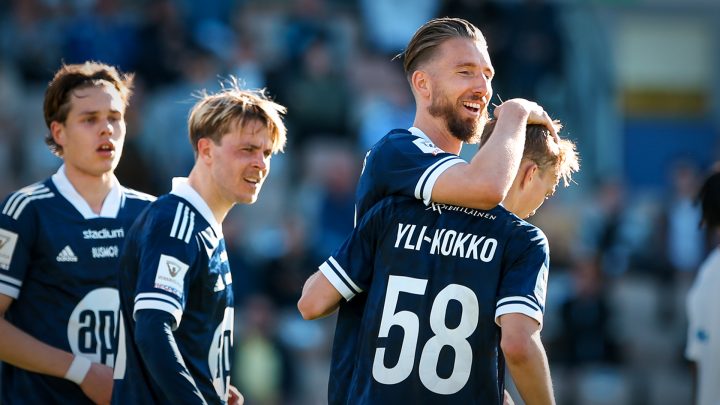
111,83,287,405
0,62,153,404
685,170,720,405
299,121,579,404
338,17,559,405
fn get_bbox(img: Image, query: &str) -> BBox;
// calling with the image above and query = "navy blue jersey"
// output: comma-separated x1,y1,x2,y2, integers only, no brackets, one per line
355,127,465,222
329,128,465,404
0,166,154,404
321,196,549,404
113,178,234,405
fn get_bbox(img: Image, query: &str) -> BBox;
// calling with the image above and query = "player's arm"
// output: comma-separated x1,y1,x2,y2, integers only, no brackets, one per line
134,309,207,404
499,313,555,405
431,99,555,209
0,294,113,405
298,271,342,320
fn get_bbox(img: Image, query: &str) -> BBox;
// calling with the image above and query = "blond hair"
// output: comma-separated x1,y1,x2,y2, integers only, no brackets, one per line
188,80,287,155
480,120,579,187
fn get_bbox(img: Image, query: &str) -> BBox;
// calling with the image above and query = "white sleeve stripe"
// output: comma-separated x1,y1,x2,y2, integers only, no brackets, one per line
3,184,45,215
497,295,541,310
495,304,543,329
177,206,189,241
184,212,195,243
0,273,22,287
135,292,182,310
170,203,184,238
0,284,20,299
319,262,355,301
6,192,54,220
414,156,458,200
328,256,362,294
133,300,183,330
419,159,464,205
4,187,50,214
414,157,464,203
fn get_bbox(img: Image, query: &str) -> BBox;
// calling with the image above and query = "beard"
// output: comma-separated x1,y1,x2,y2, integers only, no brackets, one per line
428,92,487,144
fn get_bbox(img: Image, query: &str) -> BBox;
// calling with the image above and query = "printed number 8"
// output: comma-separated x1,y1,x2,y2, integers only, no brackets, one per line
372,275,479,395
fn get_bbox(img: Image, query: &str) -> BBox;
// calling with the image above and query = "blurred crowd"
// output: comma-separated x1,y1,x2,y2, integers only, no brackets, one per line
0,0,718,404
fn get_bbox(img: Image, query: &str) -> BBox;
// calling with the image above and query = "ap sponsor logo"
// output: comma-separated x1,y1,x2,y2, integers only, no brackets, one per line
209,307,234,400
68,288,119,367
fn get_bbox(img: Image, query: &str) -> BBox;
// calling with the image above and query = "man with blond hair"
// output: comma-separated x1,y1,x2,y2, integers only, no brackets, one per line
112,83,287,405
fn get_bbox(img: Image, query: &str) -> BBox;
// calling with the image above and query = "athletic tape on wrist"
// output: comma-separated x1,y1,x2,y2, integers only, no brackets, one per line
65,356,92,385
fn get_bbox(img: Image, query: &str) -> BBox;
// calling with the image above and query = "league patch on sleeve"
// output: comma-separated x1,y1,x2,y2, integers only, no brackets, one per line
412,138,443,155
534,263,548,306
154,254,189,298
0,228,19,271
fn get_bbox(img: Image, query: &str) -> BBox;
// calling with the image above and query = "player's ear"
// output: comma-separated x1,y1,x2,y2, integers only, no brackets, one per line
520,162,538,190
412,70,431,100
196,137,213,162
50,121,65,146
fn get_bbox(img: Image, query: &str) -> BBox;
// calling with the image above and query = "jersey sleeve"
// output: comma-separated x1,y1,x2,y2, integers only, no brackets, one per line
0,185,45,299
320,198,394,301
132,203,200,330
495,225,550,328
359,134,465,214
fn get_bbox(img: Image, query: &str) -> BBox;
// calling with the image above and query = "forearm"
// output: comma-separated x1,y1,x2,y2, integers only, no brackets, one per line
0,316,73,377
469,106,529,198
298,271,341,320
135,310,207,405
505,333,554,405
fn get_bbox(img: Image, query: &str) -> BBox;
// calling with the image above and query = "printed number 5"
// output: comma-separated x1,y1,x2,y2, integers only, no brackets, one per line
372,275,479,395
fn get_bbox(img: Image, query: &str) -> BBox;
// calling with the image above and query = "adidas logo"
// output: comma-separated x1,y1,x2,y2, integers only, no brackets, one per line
56,246,78,262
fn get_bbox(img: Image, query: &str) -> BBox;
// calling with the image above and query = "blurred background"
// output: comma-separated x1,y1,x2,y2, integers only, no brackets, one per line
1,0,719,403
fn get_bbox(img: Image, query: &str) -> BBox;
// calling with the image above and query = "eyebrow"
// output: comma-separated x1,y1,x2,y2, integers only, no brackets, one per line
76,109,122,116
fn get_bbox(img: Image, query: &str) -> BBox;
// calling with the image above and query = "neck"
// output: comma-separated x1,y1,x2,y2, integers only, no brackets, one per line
187,166,232,225
63,164,115,214
413,112,463,155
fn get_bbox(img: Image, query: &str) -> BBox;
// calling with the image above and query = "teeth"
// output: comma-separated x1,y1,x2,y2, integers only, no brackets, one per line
463,102,481,109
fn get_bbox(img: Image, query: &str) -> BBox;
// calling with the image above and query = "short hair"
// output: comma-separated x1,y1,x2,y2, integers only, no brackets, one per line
187,81,287,155
399,17,486,81
697,171,720,229
480,120,580,187
43,61,134,156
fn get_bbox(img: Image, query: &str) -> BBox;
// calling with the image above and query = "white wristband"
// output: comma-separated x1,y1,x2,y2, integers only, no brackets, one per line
65,356,92,385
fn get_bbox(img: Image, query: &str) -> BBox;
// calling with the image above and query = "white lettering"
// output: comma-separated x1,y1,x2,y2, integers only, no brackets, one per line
395,223,413,248
83,228,125,240
430,229,447,255
479,238,498,262
440,230,457,256
465,236,485,260
451,232,471,258
92,246,119,258
403,225,417,250
414,226,428,251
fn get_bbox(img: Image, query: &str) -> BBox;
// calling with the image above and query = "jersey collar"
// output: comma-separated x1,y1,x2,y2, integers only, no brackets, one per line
170,177,223,237
408,127,449,153
51,164,122,219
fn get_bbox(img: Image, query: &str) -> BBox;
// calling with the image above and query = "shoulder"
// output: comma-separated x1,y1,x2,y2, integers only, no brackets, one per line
0,180,56,221
146,195,207,245
121,186,156,204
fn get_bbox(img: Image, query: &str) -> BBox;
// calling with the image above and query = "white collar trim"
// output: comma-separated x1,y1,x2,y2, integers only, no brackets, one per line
408,126,432,143
51,164,121,219
169,177,222,236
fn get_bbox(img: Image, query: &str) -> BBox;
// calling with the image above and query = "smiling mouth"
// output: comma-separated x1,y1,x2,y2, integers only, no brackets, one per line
462,101,482,114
